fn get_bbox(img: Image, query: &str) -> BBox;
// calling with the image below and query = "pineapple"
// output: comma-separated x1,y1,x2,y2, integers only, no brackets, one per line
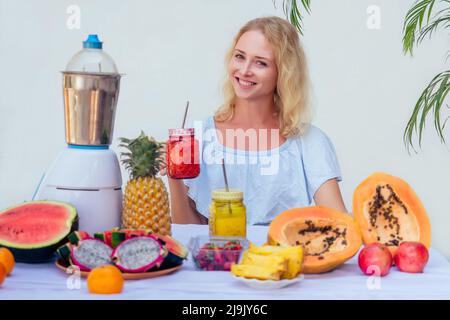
248,245,304,279
119,132,171,235
231,264,283,281
241,252,288,273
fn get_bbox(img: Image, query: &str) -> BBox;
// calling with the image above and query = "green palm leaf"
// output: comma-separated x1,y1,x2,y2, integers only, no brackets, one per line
403,0,438,55
404,70,450,152
274,0,311,35
417,7,450,44
402,0,450,152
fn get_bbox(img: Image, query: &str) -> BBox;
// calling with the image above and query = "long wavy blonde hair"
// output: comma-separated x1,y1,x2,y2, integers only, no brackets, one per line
215,16,312,137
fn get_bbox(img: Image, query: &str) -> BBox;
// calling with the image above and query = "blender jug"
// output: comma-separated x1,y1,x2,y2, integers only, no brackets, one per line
63,34,122,146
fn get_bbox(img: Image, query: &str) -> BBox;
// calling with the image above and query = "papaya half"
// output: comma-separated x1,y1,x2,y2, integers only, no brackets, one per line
353,172,431,256
268,206,362,274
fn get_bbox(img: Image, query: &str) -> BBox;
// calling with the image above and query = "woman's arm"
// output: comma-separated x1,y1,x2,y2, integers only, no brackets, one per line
168,178,208,225
313,178,348,213
159,146,207,225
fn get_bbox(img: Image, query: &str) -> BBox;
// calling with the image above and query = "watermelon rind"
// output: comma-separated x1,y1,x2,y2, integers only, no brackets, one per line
153,234,188,270
0,200,79,263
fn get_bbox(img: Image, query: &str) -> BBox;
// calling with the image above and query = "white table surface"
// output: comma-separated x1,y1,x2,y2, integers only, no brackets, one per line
1,224,450,300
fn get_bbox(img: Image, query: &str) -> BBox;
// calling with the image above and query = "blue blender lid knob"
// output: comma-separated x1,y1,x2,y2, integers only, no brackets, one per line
83,34,103,49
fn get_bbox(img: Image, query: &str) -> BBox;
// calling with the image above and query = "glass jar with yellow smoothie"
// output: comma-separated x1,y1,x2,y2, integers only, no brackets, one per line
209,189,246,237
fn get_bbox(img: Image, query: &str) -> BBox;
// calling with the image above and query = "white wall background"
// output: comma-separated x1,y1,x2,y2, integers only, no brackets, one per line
1,0,449,259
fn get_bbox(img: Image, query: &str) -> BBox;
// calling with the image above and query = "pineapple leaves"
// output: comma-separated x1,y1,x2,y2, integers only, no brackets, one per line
273,0,311,35
119,131,165,179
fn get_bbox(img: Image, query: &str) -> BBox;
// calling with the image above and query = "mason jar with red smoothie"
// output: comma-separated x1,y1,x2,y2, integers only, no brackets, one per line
166,128,200,179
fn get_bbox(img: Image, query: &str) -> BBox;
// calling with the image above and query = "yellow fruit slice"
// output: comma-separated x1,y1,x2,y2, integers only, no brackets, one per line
248,245,303,279
231,264,282,280
241,252,288,273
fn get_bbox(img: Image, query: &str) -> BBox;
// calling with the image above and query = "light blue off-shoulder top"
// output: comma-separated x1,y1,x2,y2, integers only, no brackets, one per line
183,116,342,225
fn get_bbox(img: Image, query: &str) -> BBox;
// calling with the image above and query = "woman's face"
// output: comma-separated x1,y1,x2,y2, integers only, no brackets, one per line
228,30,278,101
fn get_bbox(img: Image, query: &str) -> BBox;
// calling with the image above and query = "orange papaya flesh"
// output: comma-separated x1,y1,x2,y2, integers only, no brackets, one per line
353,172,431,256
268,206,362,274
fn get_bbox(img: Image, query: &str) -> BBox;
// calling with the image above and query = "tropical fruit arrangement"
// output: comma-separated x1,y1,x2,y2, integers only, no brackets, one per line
228,171,432,280
56,229,188,274
120,132,172,235
0,170,434,292
353,172,431,276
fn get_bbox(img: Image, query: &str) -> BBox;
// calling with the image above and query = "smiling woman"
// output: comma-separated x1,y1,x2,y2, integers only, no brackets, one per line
167,16,347,225
216,17,311,138
228,32,278,105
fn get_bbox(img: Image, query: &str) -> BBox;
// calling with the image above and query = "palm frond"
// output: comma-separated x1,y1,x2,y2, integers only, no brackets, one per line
273,0,311,35
404,70,450,153
417,7,450,44
402,0,438,55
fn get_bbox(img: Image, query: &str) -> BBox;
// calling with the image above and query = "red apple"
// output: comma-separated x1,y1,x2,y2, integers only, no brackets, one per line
394,242,429,273
358,243,393,276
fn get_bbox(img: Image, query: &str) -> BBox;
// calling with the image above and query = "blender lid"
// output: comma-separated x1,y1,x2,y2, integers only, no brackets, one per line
65,34,119,73
83,34,103,49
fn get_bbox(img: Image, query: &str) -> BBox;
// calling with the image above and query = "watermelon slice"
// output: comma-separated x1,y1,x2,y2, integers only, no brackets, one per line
153,234,188,269
0,201,78,263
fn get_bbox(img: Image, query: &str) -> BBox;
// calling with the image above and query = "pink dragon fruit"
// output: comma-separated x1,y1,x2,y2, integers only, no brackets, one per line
70,239,113,271
111,236,167,273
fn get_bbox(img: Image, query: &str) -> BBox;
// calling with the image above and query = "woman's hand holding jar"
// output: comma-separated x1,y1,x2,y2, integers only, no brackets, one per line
166,128,200,179
159,128,206,225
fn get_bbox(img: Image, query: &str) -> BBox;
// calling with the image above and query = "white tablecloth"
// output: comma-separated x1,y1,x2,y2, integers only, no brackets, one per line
1,224,450,300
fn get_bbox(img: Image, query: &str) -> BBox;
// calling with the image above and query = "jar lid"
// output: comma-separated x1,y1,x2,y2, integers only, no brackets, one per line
212,189,243,201
169,128,195,136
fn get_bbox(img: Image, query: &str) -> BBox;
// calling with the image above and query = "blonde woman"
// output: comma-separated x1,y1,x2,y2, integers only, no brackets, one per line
168,16,346,225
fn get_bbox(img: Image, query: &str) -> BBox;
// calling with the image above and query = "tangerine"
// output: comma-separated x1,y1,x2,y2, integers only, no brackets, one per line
87,265,124,294
0,263,6,286
0,248,15,275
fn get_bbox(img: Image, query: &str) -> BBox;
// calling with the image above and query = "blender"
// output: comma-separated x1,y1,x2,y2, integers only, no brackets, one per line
34,34,123,233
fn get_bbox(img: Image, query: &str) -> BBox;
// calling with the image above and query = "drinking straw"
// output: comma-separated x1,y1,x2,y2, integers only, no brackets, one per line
221,159,229,192
182,101,190,129
221,159,232,214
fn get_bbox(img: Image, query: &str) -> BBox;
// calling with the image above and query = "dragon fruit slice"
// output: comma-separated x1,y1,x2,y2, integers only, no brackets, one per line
70,239,113,271
111,236,166,273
